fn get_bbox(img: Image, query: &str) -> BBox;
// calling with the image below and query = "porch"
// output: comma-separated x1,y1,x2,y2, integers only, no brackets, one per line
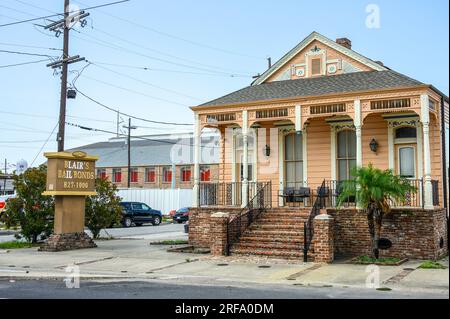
198,179,440,209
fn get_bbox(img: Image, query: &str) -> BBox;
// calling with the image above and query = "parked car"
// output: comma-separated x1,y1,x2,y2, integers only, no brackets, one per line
119,202,162,227
173,207,189,223
0,194,15,217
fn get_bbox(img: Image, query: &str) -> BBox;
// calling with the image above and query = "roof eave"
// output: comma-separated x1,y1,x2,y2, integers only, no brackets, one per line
191,84,430,111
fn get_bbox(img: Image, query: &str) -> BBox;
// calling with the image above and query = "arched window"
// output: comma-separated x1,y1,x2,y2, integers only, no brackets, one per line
337,130,356,181
284,132,303,187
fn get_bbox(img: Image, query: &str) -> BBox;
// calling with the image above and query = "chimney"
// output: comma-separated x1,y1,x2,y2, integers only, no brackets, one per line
336,38,352,49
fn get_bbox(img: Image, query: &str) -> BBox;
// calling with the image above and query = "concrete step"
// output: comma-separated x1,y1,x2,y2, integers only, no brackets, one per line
232,241,303,251
230,247,304,259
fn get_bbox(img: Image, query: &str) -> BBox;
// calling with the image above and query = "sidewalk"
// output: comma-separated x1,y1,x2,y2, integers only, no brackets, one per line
0,239,448,297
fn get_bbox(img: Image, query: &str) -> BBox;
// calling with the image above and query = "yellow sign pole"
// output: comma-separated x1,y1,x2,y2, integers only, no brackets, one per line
40,151,99,251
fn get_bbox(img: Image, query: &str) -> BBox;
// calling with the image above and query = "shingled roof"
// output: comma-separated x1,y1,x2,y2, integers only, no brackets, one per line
199,70,425,107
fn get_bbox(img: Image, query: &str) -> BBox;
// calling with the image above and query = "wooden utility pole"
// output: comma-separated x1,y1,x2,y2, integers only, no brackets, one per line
57,0,70,152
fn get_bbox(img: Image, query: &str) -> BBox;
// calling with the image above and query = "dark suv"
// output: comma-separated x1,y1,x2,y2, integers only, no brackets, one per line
119,202,162,227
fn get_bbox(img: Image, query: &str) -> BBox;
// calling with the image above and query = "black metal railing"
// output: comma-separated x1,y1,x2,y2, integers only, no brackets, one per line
199,182,241,206
199,181,268,207
303,180,326,262
388,179,424,208
432,180,440,206
280,179,425,209
226,181,272,256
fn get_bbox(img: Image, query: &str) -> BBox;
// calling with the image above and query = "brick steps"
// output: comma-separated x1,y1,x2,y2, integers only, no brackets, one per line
249,223,302,231
229,208,312,260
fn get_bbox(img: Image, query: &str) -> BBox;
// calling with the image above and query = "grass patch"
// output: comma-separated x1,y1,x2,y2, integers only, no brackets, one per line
376,287,392,291
418,260,447,269
0,241,35,249
152,239,189,245
352,255,404,265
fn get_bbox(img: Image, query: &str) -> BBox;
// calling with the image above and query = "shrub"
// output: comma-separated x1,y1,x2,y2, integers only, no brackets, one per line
0,165,54,243
85,178,122,239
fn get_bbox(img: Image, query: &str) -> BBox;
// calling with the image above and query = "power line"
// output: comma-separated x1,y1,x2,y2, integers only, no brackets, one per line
66,122,219,150
89,26,254,75
0,49,57,58
0,42,62,51
72,31,252,77
0,0,130,28
89,61,252,78
88,62,203,101
77,0,265,60
78,74,189,107
0,58,49,69
30,122,58,167
73,86,194,126
0,110,115,123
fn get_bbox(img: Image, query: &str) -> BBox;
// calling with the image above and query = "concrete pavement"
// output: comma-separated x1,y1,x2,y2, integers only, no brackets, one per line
0,237,448,298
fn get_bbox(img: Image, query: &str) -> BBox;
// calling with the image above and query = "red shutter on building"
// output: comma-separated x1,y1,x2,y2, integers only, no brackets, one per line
131,170,138,183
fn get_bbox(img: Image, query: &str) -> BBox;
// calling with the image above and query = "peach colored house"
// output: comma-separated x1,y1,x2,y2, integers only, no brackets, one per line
188,32,449,260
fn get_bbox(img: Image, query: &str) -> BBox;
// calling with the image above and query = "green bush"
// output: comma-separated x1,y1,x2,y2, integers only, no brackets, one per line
85,178,122,239
0,165,54,243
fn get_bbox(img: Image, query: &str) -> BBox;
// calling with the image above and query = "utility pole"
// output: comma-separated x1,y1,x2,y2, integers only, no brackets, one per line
127,118,131,188
44,1,89,151
3,159,6,195
124,118,137,188
56,0,70,152
116,109,120,137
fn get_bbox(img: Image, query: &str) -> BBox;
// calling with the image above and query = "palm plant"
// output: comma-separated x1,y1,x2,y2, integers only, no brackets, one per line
337,164,416,259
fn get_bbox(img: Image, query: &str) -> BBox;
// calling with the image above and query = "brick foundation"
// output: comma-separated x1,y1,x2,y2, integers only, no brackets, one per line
39,232,97,252
328,208,448,260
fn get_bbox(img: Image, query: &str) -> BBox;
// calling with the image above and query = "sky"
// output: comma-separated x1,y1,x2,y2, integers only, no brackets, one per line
0,0,449,171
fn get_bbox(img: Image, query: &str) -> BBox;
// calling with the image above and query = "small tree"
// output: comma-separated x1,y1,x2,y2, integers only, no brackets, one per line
1,165,54,243
85,177,122,239
337,164,415,259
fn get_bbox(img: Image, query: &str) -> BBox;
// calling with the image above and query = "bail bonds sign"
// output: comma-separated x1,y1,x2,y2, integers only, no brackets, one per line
43,151,99,196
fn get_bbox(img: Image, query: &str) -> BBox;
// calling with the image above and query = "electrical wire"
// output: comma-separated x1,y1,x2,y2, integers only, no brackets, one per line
77,0,265,60
66,122,219,150
0,58,49,69
0,0,130,28
0,49,57,58
0,42,62,51
30,122,58,167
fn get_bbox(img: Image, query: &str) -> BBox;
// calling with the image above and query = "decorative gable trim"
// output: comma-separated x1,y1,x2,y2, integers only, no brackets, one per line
252,31,387,86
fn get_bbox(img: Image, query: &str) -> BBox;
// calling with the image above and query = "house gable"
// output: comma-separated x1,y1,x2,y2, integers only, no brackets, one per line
254,32,387,85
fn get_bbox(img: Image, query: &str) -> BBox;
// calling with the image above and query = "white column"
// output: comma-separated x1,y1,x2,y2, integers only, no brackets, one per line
192,113,201,207
278,129,284,207
295,104,302,132
302,128,308,185
242,110,249,207
387,124,395,170
421,94,433,209
330,126,337,181
354,99,363,167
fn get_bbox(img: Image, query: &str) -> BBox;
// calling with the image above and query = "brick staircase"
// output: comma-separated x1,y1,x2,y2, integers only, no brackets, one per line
229,208,313,260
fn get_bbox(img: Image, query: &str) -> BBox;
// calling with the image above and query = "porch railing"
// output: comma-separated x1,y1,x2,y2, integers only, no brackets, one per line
280,179,427,209
199,181,267,207
226,181,272,256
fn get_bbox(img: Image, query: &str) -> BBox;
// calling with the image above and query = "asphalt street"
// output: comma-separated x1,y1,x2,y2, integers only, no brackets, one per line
0,278,446,299
0,222,187,243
